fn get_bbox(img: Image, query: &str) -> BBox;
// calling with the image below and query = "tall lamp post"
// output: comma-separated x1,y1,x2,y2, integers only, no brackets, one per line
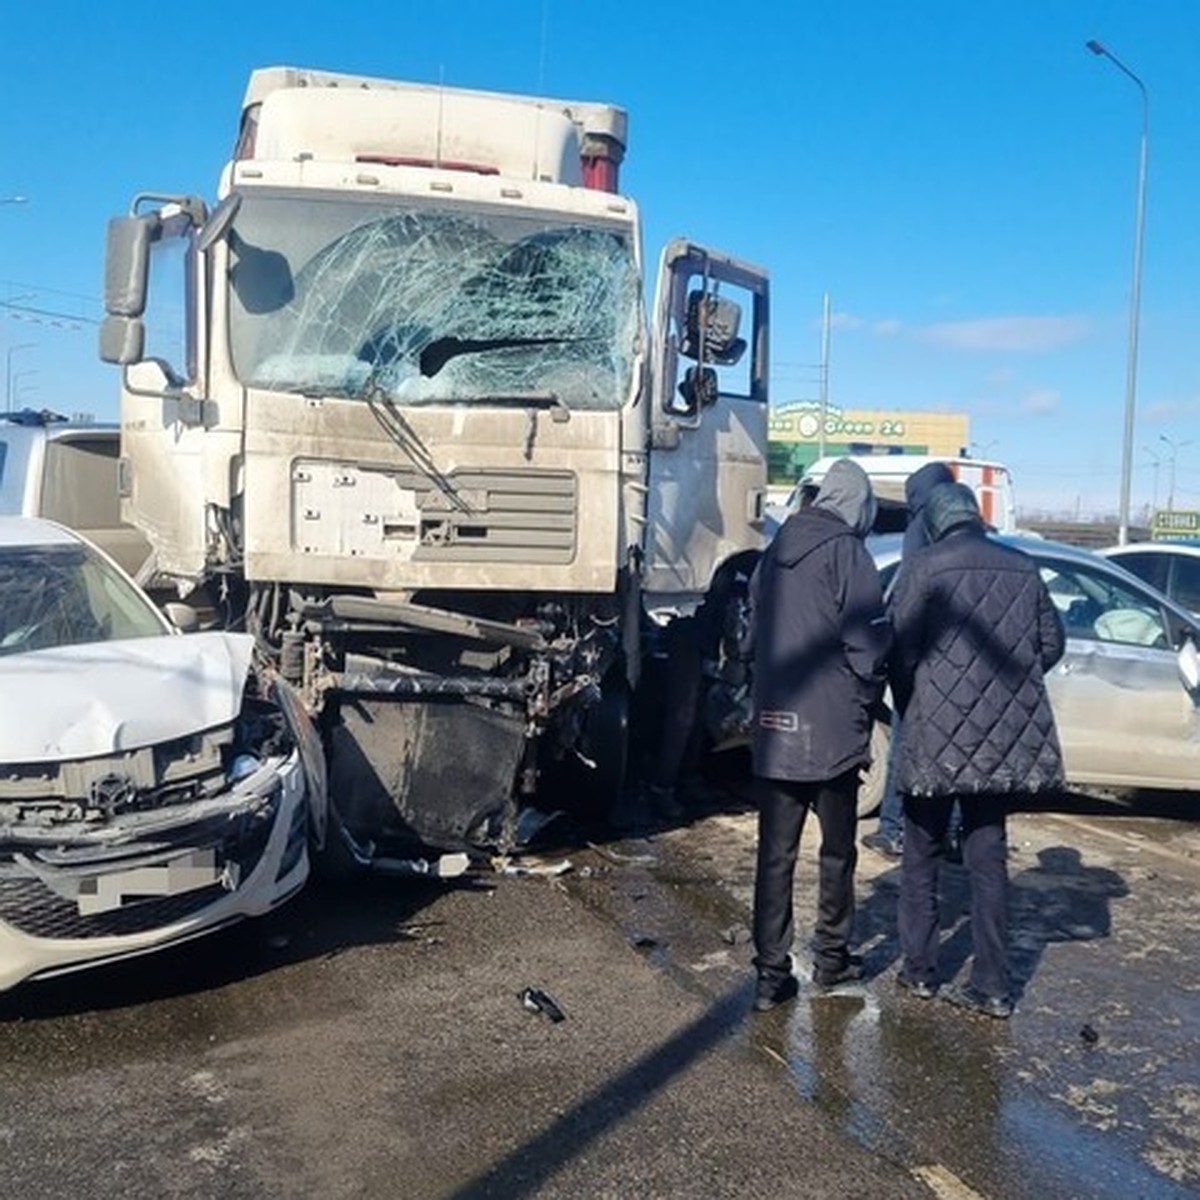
1160,433,1192,513
1141,446,1161,514
5,343,36,413
1087,39,1148,545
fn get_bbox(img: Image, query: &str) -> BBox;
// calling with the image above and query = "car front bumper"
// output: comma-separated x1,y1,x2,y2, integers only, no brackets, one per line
0,750,309,993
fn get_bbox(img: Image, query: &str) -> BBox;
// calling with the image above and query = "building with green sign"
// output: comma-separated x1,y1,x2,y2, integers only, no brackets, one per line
768,401,970,487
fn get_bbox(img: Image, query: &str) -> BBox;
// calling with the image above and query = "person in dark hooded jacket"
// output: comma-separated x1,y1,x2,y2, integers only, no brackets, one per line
745,458,891,1010
888,481,1064,1018
862,461,955,860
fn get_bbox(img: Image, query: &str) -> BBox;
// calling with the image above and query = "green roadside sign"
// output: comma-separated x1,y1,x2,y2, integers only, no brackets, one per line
1151,510,1200,541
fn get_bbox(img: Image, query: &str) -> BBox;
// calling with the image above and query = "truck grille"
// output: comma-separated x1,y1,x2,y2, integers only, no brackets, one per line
291,462,577,565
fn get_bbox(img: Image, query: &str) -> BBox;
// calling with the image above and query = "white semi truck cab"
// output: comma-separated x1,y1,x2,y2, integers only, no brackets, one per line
100,66,770,862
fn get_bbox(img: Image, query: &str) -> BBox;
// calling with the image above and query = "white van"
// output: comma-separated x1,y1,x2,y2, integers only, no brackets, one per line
794,455,1018,534
0,411,151,580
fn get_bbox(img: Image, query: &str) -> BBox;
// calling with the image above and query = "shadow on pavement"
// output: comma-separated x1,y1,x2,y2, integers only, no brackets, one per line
449,983,750,1200
0,873,483,1021
852,841,1128,1002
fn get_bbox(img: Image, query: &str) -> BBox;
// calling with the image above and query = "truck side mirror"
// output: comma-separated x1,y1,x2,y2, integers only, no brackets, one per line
104,214,157,318
98,315,146,365
671,365,718,416
679,290,746,366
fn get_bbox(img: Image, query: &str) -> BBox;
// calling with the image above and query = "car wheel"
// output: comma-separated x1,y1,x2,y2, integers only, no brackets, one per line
857,716,891,819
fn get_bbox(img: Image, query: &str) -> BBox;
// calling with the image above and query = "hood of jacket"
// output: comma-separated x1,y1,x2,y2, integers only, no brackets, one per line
904,461,955,515
770,459,875,567
926,480,984,540
812,458,876,537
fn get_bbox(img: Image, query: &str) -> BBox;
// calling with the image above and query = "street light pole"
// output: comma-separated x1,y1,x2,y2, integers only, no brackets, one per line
1087,39,1148,546
5,343,36,413
1142,446,1161,513
1159,434,1192,513
817,292,831,460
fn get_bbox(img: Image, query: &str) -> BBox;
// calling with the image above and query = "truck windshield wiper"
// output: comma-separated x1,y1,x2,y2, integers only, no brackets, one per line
361,371,474,515
418,334,587,378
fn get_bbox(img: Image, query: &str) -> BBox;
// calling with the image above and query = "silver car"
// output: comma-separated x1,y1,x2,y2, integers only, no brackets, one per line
862,532,1200,810
1099,541,1200,619
0,516,327,993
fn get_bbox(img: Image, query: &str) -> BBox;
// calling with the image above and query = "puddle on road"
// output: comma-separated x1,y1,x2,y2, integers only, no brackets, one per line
622,805,1200,1199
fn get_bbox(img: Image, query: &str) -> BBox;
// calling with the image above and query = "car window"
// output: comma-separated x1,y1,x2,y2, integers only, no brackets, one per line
1169,556,1200,614
40,438,122,530
1112,550,1169,595
1038,558,1168,649
0,542,165,656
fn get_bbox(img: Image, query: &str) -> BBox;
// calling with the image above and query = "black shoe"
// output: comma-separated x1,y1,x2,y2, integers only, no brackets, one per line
895,970,938,1000
753,974,799,1012
941,981,1012,1019
646,784,684,822
862,831,903,860
812,956,864,989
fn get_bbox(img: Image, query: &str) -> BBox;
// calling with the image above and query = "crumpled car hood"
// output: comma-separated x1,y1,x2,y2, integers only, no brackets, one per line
0,632,255,765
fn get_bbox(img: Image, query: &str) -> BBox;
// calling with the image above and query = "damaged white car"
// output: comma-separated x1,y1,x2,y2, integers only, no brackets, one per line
0,516,326,992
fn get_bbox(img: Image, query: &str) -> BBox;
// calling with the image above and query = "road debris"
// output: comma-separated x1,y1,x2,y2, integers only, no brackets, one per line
519,987,567,1022
586,841,658,867
374,852,472,878
492,856,573,877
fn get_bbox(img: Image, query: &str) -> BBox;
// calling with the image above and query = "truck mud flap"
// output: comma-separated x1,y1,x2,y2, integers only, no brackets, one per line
328,699,526,853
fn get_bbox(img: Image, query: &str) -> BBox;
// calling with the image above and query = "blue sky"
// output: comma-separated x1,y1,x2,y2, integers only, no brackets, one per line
2,0,1197,515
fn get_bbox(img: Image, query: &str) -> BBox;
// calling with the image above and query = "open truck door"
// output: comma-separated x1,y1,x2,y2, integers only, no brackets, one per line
643,240,769,608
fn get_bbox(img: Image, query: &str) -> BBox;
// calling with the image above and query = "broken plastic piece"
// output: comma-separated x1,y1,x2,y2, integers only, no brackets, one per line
519,987,566,1023
373,851,471,878
492,856,573,877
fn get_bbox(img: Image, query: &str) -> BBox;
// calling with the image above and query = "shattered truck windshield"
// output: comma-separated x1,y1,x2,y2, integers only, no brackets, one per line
226,194,641,410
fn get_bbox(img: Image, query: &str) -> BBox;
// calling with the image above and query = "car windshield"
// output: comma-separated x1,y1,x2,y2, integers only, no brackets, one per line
0,542,166,656
226,194,641,411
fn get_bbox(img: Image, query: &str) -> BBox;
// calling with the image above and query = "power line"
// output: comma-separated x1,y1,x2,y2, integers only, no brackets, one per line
0,299,98,329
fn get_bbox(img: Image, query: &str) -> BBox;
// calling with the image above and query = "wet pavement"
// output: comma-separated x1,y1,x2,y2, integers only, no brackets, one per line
583,783,1200,1198
0,783,1197,1198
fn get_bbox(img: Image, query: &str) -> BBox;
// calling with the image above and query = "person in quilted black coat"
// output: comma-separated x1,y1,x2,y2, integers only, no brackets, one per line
745,458,891,1009
888,481,1064,1017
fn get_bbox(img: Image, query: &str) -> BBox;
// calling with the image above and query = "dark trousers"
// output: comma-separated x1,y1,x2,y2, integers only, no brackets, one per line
898,793,1010,998
753,771,859,982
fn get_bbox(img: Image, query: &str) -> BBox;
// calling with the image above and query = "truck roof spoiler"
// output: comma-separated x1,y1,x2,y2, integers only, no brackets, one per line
236,66,627,192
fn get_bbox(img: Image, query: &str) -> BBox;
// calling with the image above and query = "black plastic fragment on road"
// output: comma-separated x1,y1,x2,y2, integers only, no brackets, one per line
519,987,566,1023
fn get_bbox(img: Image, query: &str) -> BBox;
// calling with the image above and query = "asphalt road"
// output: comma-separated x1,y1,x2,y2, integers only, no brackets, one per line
0,782,1198,1199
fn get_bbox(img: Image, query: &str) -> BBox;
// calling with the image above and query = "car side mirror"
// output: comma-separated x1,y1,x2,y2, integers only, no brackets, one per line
1176,636,1200,695
164,602,200,633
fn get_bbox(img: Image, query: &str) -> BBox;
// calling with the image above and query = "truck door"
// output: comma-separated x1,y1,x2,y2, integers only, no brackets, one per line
643,240,769,605
101,199,210,580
